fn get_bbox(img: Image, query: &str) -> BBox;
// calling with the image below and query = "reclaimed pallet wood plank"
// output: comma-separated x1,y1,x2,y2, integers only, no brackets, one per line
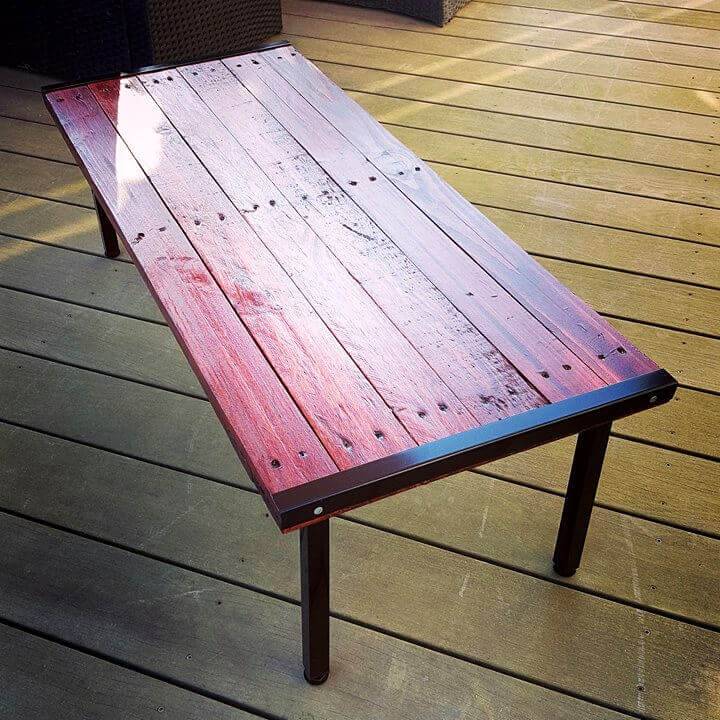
282,3,720,89
5,237,717,453
140,68,484,435
180,62,543,421
0,462,717,718
283,14,720,106
227,55,610,399
47,87,338,495
86,77,418,462
0,512,629,720
284,0,720,67
2,421,718,630
0,624,260,720
260,48,658,381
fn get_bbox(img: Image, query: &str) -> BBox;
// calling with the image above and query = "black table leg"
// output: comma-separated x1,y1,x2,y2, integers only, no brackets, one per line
94,195,120,258
300,519,330,684
553,422,611,577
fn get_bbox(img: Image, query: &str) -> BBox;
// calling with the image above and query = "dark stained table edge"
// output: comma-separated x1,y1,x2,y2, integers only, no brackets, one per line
273,369,677,532
40,40,292,95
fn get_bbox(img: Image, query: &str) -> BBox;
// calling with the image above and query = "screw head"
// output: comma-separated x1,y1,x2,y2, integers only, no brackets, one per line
313,506,324,516
649,395,658,404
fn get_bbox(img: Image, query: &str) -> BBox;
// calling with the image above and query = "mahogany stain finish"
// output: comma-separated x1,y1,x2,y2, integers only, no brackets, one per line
44,45,672,530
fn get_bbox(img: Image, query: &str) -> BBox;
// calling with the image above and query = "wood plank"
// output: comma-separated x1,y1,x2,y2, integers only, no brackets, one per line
7,228,718,403
348,91,720,178
260,49,659,381
284,0,720,67
0,66,57,91
388,124,720,210
178,65,544,423
285,35,720,117
86,79,420,460
430,160,719,246
3,421,718,630
306,58,718,144
0,190,124,258
513,0,720,12
282,11,720,91
0,85,51,124
1,340,715,549
140,68,491,434
0,149,92,206
0,512,634,720
458,1,720,46
0,624,259,720
0,286,202,396
47,86,338,495
542,258,720,337
482,207,720,289
0,115,74,163
225,57,616,399
478,0,720,30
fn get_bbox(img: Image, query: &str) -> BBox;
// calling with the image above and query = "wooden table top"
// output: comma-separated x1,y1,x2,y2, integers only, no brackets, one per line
44,43,672,531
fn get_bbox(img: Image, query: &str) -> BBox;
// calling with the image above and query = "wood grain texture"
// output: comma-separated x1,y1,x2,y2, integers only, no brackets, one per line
180,61,544,422
46,86,338,496
261,48,658,381
141,67,479,438
227,53,610,401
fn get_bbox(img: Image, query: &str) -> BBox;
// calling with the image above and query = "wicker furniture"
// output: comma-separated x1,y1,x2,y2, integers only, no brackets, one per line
326,0,471,25
6,0,282,80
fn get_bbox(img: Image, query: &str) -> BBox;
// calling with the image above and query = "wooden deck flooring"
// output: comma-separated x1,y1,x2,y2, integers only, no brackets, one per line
0,1,718,717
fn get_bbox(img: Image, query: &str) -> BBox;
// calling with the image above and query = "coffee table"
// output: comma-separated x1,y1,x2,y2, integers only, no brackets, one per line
44,41,677,685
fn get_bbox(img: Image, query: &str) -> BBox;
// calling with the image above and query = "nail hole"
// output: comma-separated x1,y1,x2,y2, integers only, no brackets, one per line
349,180,357,186
562,364,571,370
291,52,297,56
124,83,131,88
269,199,276,206
438,402,448,411
253,204,259,210
374,430,384,440
186,654,192,660
466,291,473,296
270,459,281,468
540,370,550,378
167,76,173,81
398,171,404,175
218,213,225,220
192,71,198,75
298,450,307,458
342,438,352,449
418,410,427,418
153,79,159,84
236,64,242,67
617,346,626,354
301,194,308,200
598,354,606,360
414,166,420,171
251,59,259,65
194,219,201,226
369,176,376,181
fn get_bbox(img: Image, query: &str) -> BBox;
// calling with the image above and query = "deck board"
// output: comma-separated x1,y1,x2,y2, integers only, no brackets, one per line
1,0,718,716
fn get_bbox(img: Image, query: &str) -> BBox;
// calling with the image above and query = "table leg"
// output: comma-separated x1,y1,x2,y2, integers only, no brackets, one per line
300,519,330,684
94,195,120,258
553,422,611,577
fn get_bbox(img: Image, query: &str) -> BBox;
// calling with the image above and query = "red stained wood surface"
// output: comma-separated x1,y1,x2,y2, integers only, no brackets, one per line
88,76,418,467
262,47,659,384
177,60,544,425
225,53,608,402
45,46,662,520
45,86,338,499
